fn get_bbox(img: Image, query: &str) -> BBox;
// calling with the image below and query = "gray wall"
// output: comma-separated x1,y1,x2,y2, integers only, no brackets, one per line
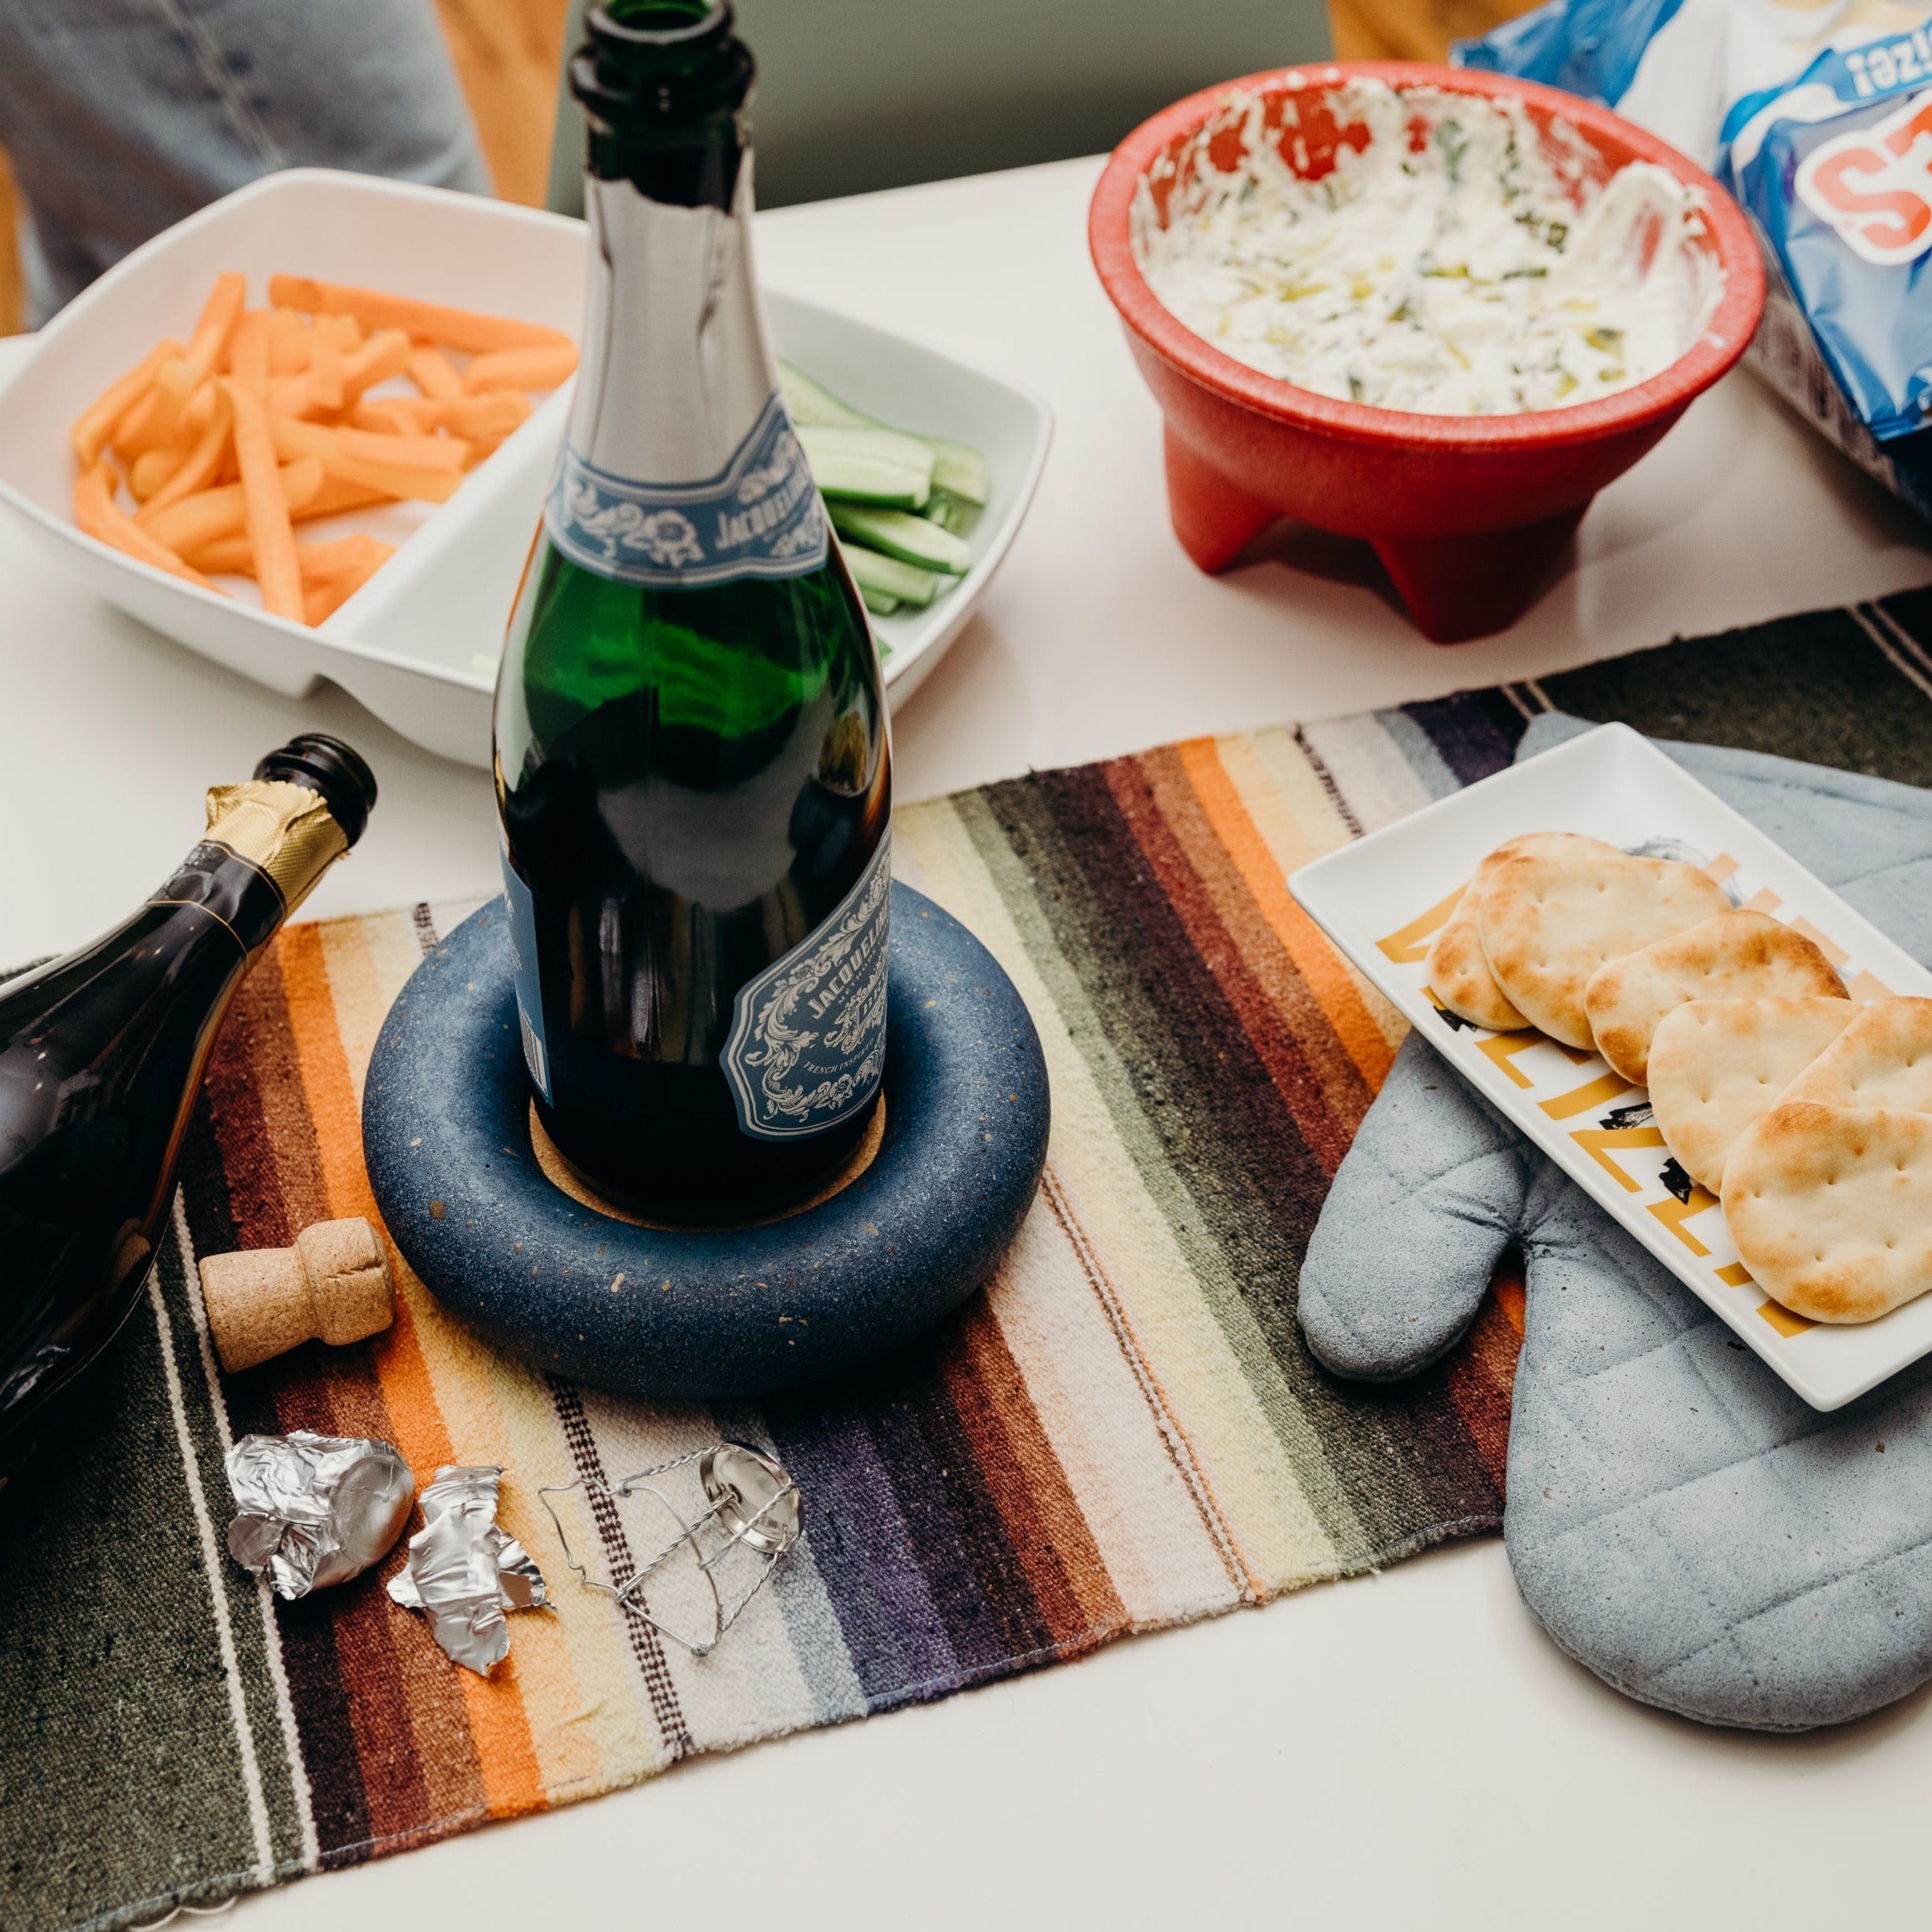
548,0,1335,214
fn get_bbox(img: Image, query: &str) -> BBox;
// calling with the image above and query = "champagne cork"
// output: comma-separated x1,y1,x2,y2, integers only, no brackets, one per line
199,1218,396,1373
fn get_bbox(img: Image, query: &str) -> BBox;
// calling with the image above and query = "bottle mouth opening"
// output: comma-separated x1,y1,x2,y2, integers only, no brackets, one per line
589,0,732,46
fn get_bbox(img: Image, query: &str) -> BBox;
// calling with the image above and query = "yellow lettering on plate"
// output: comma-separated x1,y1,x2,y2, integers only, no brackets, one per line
1714,1262,1754,1287
1848,970,1896,1002
1539,1072,1637,1119
1648,1183,1720,1256
1476,1030,1546,1089
1376,883,1463,964
1568,1123,1667,1192
1757,1300,1816,1338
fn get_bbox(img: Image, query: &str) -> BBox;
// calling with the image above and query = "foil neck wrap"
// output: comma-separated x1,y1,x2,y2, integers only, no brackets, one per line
203,779,351,921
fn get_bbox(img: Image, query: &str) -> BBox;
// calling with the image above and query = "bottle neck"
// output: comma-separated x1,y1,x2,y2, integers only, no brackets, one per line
152,777,351,955
545,2,828,592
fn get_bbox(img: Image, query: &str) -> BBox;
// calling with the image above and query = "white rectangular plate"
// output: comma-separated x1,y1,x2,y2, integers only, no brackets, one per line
1289,721,1932,1412
0,169,1050,767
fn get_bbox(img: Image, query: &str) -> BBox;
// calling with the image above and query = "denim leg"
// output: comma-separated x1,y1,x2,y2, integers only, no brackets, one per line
0,0,492,322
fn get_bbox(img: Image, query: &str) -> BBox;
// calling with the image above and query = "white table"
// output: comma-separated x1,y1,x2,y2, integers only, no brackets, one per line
5,155,1931,1932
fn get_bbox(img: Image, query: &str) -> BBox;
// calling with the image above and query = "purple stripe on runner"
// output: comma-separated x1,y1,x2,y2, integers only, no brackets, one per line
1400,691,1529,786
764,1404,965,1703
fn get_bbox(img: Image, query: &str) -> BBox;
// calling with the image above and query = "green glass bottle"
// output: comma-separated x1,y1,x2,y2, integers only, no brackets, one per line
494,0,891,1219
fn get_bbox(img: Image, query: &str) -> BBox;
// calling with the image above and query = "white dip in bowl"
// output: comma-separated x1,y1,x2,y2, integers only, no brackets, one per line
1131,79,1723,417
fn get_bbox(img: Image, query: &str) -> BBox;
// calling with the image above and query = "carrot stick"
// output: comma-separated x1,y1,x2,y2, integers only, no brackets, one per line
179,381,218,440
268,308,311,376
407,346,463,400
301,534,394,622
72,339,182,465
296,474,396,519
340,328,411,401
184,273,247,384
229,311,270,396
227,381,303,619
307,330,346,410
268,274,572,355
130,442,193,503
143,457,323,554
184,532,396,581
137,385,236,522
462,342,578,394
271,414,468,495
114,356,197,458
349,398,427,435
317,312,363,351
358,391,530,440
73,462,222,591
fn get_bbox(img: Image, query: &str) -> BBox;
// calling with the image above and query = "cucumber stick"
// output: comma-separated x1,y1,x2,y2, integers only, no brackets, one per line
829,503,971,576
840,539,942,609
858,585,901,617
922,438,989,505
795,425,933,510
922,489,981,538
780,361,990,506
779,361,870,429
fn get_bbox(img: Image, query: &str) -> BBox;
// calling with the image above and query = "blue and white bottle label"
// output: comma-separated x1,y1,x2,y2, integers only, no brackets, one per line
500,852,553,1105
544,390,828,589
720,835,891,1141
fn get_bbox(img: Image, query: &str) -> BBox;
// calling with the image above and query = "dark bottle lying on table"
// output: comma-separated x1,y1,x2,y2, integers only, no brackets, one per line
494,0,892,1218
0,735,376,1483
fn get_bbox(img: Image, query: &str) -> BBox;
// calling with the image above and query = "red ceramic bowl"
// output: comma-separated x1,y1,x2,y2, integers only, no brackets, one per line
1089,62,1766,642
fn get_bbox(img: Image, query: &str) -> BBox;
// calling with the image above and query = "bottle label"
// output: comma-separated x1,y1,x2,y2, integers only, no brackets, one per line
720,834,892,1141
544,390,828,590
499,850,554,1105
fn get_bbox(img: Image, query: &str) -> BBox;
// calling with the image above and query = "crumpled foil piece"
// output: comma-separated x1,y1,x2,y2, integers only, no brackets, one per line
225,1431,415,1601
387,1464,546,1674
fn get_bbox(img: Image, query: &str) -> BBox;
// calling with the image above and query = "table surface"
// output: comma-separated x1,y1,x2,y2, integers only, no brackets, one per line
6,154,1932,1931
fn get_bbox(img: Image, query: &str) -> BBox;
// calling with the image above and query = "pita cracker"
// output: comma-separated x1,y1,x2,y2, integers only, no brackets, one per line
1781,996,1932,1114
1648,996,1858,1193
1582,909,1846,1084
1722,1102,1932,1323
1473,835,1729,1050
1424,834,1576,1030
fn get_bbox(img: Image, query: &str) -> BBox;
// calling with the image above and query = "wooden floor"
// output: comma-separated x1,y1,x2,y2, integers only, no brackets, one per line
0,0,1534,336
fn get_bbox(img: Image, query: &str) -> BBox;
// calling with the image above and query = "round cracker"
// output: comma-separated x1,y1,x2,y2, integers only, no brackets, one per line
1648,996,1858,1193
1723,1102,1932,1324
1582,909,1846,1085
1781,996,1932,1113
1473,836,1729,1050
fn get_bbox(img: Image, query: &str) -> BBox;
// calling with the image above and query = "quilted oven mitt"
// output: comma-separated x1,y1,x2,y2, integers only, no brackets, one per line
1299,714,1932,1732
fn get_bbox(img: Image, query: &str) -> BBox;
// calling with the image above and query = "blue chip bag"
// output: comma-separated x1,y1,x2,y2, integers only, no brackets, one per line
1459,0,1932,447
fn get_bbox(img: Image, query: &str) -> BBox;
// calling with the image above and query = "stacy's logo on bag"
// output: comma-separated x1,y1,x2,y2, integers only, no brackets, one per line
546,391,828,589
1795,83,1932,266
720,837,890,1141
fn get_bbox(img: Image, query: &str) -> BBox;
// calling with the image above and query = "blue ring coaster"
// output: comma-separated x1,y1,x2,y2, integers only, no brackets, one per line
361,883,1050,1401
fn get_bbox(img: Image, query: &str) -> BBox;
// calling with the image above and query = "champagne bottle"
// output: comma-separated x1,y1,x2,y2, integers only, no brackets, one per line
0,735,376,1482
495,0,892,1217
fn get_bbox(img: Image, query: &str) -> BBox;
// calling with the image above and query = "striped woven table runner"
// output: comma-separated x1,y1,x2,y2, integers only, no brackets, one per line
7,590,1932,1932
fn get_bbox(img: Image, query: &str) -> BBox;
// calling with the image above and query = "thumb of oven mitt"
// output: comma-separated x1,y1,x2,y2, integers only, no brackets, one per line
1298,713,1932,1733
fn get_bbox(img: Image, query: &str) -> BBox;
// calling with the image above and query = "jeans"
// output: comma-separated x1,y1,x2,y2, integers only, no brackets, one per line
0,0,491,325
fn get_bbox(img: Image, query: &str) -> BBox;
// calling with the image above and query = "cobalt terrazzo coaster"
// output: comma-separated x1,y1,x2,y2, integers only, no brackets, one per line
361,883,1050,1401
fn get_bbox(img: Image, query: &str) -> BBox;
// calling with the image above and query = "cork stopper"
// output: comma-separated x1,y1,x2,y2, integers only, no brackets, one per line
199,1218,396,1374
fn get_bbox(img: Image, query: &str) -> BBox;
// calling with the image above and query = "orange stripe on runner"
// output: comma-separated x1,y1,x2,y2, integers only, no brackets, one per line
275,922,549,1820
1175,737,1396,1089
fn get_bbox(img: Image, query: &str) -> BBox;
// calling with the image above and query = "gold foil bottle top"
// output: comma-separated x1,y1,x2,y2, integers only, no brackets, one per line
204,779,350,917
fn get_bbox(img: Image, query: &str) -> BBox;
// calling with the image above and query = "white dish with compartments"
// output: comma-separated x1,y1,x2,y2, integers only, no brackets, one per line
0,168,1050,768
1289,721,1932,1412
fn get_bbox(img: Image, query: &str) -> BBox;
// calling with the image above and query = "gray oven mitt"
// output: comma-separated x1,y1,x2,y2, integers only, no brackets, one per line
1299,714,1932,1731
